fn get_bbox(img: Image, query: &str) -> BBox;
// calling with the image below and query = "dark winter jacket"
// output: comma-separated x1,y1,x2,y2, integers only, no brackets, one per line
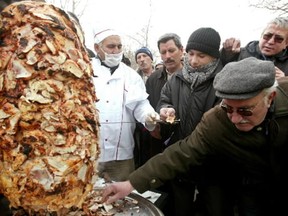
145,66,172,109
129,77,288,214
221,40,288,76
156,63,223,145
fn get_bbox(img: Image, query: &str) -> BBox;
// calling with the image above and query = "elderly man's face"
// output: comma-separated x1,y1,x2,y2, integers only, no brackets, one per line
259,24,288,57
221,91,276,132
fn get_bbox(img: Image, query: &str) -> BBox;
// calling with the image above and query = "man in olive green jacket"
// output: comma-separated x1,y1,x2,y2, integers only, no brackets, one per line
102,57,288,215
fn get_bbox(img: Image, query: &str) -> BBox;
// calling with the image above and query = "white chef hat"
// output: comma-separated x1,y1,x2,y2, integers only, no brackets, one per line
93,27,120,44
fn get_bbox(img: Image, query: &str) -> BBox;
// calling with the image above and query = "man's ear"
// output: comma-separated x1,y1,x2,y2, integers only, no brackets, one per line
94,44,100,53
268,91,276,107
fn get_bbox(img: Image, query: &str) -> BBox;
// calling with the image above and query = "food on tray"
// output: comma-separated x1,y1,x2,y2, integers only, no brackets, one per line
0,1,100,214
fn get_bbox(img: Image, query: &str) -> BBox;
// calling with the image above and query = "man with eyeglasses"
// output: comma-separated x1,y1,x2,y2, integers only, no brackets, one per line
221,16,288,78
101,57,288,215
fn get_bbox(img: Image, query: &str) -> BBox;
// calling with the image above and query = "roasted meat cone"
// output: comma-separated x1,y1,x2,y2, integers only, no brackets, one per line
0,1,100,214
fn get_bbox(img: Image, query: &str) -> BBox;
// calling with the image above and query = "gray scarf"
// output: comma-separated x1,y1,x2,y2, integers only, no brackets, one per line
182,55,220,91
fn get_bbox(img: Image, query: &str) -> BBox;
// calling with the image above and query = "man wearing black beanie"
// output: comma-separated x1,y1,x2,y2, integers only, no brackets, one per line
155,27,225,216
186,27,221,58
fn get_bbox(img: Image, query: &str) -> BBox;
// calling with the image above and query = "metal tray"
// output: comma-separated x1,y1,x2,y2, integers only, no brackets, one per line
0,192,164,216
112,192,164,216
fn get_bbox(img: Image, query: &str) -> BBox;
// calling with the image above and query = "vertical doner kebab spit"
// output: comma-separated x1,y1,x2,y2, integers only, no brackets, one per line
0,1,100,214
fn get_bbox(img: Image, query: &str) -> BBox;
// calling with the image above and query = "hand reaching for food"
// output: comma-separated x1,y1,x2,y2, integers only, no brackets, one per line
160,107,176,123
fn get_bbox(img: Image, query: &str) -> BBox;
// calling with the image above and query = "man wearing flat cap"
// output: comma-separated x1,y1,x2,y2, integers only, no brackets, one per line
102,57,288,215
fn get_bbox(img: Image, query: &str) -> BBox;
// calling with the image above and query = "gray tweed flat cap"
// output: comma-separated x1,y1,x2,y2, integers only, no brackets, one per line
214,57,275,99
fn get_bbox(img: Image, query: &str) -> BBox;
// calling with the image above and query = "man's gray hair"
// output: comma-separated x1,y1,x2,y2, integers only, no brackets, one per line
263,80,279,95
262,17,288,38
268,17,288,29
262,80,278,105
157,33,183,50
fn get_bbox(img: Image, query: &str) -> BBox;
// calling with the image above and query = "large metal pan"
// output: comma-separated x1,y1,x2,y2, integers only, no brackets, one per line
0,192,164,216
112,192,164,216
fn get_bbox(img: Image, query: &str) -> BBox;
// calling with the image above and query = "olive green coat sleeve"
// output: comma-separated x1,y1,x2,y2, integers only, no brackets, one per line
129,78,288,194
128,105,271,193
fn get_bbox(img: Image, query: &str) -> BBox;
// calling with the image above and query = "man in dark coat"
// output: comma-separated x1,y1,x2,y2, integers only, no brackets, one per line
102,57,288,216
221,16,288,77
134,33,184,169
146,33,184,110
156,27,224,216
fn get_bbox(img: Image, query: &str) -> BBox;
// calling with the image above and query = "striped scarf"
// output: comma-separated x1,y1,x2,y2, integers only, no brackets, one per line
182,55,220,91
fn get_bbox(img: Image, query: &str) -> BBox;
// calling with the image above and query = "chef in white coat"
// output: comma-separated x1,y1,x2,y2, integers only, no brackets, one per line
91,27,159,181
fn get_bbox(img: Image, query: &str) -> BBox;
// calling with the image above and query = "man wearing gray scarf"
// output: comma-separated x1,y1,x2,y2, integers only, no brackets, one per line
157,27,227,216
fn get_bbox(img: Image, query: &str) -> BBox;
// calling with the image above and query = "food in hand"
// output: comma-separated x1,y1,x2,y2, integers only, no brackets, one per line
166,115,176,124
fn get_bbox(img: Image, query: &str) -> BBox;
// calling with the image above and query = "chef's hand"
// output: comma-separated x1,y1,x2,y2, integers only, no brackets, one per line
102,181,134,204
160,107,175,121
150,123,162,139
145,112,160,130
275,66,285,79
222,38,241,53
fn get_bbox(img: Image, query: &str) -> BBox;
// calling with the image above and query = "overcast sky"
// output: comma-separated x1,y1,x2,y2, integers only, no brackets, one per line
49,0,278,60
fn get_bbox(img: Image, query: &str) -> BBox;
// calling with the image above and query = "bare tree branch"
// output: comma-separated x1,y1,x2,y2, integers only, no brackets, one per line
134,0,153,47
46,0,89,18
249,0,288,16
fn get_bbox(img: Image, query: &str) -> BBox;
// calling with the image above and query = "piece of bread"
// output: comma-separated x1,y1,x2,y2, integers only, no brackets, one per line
166,115,176,124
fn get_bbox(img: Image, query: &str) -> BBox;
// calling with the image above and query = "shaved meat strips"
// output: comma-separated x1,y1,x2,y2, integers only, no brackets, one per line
0,1,100,215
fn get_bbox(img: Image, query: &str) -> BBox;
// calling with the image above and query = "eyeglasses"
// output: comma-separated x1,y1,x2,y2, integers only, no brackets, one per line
262,33,285,44
220,98,263,116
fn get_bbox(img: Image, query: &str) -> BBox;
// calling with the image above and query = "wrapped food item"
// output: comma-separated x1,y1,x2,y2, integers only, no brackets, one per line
0,1,100,214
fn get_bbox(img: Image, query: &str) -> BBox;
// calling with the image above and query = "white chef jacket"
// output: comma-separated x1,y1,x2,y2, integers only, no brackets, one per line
92,58,155,162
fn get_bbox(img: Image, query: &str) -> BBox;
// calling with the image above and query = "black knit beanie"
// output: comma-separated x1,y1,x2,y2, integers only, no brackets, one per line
185,27,221,58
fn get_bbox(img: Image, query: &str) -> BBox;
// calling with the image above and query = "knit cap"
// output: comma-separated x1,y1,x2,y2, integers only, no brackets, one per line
135,47,153,61
213,57,275,99
186,27,220,58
